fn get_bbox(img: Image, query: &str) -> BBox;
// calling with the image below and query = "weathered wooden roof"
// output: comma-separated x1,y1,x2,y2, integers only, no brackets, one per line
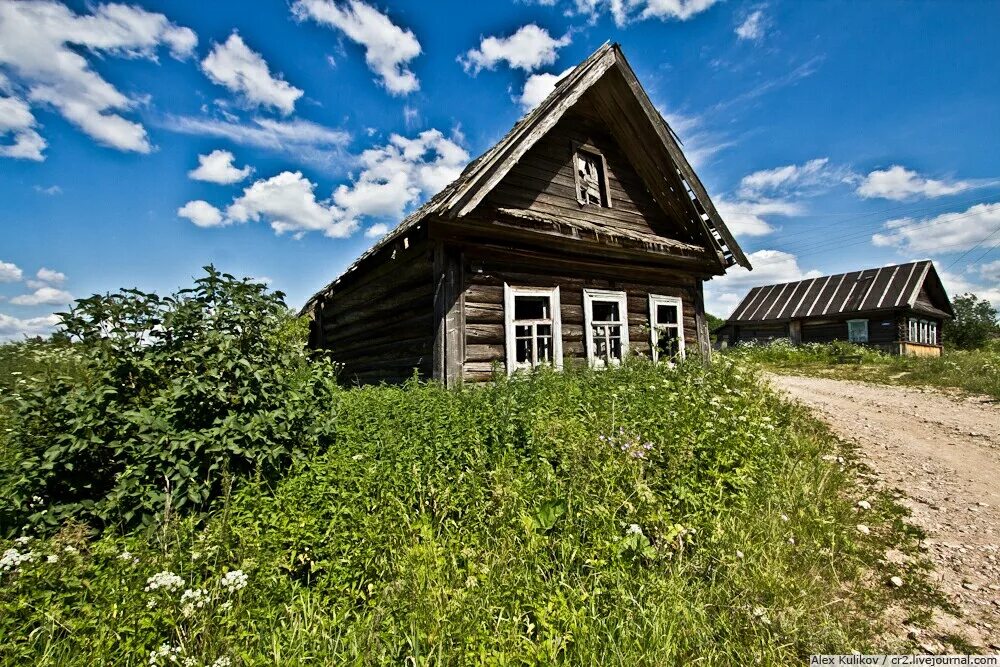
303,42,748,314
724,260,955,324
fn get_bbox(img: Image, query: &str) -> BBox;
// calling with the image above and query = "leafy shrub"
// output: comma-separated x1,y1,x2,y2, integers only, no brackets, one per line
0,267,339,533
944,293,999,350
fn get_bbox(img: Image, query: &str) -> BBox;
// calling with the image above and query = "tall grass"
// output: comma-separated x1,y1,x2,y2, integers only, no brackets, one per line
0,359,933,665
726,339,1000,399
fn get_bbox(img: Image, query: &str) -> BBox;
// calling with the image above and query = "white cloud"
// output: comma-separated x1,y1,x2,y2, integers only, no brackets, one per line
178,200,226,228
936,264,1000,310
872,202,1000,253
333,129,468,221
201,33,303,115
658,108,735,169
738,157,855,199
704,249,822,317
0,312,61,341
292,0,421,95
10,286,73,306
735,9,766,41
857,165,974,201
555,0,719,26
33,184,61,195
0,93,46,160
715,198,801,237
460,25,570,75
0,261,23,283
365,223,389,238
35,267,65,284
189,149,252,184
519,67,574,111
227,171,355,238
0,1,196,154
161,115,351,170
979,259,1000,284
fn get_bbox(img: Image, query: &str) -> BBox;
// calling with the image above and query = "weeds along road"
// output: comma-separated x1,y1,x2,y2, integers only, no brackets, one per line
767,373,1000,651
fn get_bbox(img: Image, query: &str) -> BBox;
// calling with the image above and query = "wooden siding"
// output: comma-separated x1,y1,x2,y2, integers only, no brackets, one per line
315,239,435,385
459,245,702,383
482,105,695,244
800,315,900,345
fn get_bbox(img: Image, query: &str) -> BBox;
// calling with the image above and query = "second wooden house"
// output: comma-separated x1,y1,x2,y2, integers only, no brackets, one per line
301,43,750,386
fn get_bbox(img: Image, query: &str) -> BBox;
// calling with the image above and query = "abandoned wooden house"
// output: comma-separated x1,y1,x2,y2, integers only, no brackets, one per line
301,43,750,386
714,260,954,357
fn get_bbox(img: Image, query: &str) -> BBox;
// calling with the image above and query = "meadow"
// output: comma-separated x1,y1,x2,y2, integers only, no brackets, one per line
0,272,937,665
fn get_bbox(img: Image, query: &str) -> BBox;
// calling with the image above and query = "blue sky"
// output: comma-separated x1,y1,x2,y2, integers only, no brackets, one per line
2,0,999,339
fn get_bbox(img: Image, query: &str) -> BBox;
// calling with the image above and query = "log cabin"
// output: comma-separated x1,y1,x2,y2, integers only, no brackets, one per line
301,43,750,386
714,260,954,357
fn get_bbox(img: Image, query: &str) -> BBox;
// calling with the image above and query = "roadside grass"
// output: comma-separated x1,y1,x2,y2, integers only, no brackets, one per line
0,358,941,665
724,340,1000,399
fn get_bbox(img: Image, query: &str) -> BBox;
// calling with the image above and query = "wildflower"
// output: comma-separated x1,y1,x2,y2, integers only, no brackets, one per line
148,642,182,666
780,514,789,522
627,524,643,535
47,555,59,564
63,545,79,555
218,600,233,612
13,536,30,546
145,571,184,593
180,588,210,616
220,569,248,593
211,658,232,667
1,548,36,572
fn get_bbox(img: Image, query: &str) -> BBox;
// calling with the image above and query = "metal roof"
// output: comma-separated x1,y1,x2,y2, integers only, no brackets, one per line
724,260,954,323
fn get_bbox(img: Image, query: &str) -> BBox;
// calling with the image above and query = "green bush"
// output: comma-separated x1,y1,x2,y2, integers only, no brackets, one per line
0,267,339,533
0,360,928,664
944,293,999,350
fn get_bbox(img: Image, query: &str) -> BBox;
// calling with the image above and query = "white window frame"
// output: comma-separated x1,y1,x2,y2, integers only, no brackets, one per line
846,318,869,343
572,142,611,208
928,320,938,345
503,284,563,375
909,318,919,343
648,294,685,363
583,289,629,368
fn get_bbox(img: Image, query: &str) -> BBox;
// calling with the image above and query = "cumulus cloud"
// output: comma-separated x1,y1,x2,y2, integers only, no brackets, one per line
715,198,801,237
0,93,46,160
292,0,421,95
871,202,1000,254
10,286,73,306
364,223,389,238
979,259,1000,284
161,115,351,171
178,200,226,228
0,260,23,283
936,264,1000,309
519,67,574,111
33,184,61,195
0,312,61,341
188,149,252,184
0,1,196,155
857,165,976,201
227,171,354,238
704,249,822,317
460,25,570,75
201,33,303,115
181,129,468,239
738,158,856,199
550,0,719,26
35,267,65,284
735,9,766,41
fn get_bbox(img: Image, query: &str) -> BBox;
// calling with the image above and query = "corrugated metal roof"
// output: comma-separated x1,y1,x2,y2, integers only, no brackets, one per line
725,260,951,323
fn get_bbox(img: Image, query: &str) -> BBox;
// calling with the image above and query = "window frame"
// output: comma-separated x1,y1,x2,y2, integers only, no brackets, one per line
648,294,685,363
846,318,869,343
572,141,612,208
583,288,629,368
503,284,563,375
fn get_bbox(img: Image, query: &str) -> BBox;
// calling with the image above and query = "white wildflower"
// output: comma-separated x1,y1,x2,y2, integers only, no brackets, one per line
627,524,643,535
145,571,184,593
856,524,870,535
220,569,248,593
219,600,233,612
182,658,198,667
211,658,232,667
1,548,36,572
780,514,789,522
148,642,182,666
47,555,59,564
63,545,79,555
14,536,30,546
179,588,210,616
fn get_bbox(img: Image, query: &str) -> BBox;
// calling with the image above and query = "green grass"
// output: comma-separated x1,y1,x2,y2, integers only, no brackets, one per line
724,339,1000,399
0,358,939,665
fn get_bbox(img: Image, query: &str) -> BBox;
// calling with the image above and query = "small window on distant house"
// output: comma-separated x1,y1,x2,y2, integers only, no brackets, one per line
584,289,629,367
847,319,868,343
909,318,919,343
910,318,937,345
928,321,938,345
573,144,611,208
503,284,563,374
649,295,685,363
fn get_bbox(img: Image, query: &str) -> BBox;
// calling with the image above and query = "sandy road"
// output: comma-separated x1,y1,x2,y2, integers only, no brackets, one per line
767,373,1000,650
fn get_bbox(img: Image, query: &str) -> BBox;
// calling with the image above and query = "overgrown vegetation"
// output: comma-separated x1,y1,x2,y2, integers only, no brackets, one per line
944,293,999,350
726,338,1000,399
0,273,937,664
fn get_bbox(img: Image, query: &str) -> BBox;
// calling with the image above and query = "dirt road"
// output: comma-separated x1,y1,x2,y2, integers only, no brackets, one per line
767,374,1000,650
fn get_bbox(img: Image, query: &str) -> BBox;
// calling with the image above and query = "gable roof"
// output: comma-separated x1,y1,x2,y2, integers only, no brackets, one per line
723,260,955,325
303,43,748,314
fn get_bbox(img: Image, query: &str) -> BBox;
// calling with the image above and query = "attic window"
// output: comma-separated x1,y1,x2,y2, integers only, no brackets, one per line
573,143,611,208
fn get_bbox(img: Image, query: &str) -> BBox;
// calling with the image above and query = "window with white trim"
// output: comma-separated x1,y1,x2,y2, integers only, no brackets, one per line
503,285,563,374
648,294,685,363
583,289,629,367
908,318,919,343
909,318,938,345
847,319,868,343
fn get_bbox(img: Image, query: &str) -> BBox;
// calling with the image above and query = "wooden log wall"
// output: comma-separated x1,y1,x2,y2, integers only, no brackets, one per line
315,239,435,385
459,245,703,383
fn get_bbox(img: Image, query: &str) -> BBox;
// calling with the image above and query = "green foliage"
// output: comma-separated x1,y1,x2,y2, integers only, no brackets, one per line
944,293,999,350
727,338,1000,398
0,361,931,664
704,312,726,332
0,267,339,533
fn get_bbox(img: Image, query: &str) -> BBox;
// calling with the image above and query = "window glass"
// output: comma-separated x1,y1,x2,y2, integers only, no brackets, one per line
514,296,549,320
506,288,561,372
577,152,604,206
649,295,684,363
591,300,620,322
847,319,868,343
584,290,628,367
656,304,678,324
